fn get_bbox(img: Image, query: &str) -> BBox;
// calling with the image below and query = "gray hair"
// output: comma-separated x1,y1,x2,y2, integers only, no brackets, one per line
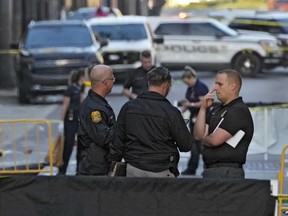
147,66,171,86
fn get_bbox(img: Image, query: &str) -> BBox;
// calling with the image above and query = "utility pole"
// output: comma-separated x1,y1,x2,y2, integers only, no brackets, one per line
0,0,15,89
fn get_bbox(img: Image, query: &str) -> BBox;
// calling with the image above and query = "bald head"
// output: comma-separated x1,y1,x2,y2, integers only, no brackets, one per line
90,65,113,86
89,65,114,97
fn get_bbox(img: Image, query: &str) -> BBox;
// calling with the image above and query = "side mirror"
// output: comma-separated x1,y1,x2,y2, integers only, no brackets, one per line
99,37,109,48
153,36,164,44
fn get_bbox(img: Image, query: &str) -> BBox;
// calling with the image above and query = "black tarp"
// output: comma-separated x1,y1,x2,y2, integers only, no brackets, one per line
0,176,275,216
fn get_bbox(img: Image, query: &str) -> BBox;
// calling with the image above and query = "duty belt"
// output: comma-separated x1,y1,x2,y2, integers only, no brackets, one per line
204,162,243,169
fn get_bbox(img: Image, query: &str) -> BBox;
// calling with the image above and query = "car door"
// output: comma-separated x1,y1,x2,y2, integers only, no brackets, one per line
154,21,232,66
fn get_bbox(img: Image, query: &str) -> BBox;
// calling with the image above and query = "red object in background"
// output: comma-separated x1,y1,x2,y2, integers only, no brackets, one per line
268,0,288,11
94,7,109,17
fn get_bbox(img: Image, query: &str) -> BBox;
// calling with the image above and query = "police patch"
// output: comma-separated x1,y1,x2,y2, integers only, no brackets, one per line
91,111,102,123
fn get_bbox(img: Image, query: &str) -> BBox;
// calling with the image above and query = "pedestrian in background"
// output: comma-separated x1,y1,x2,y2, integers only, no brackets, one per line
194,69,254,179
58,69,85,175
109,66,193,178
77,65,116,176
122,50,154,100
179,66,209,176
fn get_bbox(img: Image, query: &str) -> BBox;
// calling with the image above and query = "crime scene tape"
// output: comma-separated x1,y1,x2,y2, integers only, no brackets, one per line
0,49,19,54
231,18,288,27
278,194,288,199
249,103,288,111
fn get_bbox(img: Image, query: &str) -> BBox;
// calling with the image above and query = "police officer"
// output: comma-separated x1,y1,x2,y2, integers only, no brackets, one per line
58,69,85,175
122,50,154,100
180,66,209,176
109,66,193,177
194,69,254,179
77,65,116,175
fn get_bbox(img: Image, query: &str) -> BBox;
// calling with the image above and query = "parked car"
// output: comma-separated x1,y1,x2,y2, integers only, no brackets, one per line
148,16,283,77
227,11,288,66
67,7,122,20
11,20,106,103
88,16,163,82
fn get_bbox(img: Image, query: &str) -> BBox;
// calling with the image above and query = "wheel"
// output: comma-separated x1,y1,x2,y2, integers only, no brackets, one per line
232,53,262,77
18,85,30,104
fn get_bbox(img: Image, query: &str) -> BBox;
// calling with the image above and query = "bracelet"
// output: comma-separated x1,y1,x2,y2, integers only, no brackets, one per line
191,102,195,107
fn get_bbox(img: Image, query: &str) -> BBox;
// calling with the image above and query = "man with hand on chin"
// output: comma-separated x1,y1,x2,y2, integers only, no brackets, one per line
194,69,254,179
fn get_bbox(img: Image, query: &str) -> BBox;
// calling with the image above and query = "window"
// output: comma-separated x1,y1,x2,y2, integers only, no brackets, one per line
189,23,225,36
91,23,147,40
24,26,93,48
155,23,185,35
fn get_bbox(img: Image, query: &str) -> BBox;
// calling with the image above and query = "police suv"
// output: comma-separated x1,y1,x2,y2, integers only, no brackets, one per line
227,11,288,66
148,17,283,76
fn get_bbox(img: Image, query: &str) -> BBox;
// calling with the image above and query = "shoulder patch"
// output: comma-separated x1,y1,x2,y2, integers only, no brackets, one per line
91,111,102,123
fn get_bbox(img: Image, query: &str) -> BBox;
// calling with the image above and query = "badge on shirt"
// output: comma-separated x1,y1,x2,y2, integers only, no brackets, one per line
221,110,227,118
91,111,102,123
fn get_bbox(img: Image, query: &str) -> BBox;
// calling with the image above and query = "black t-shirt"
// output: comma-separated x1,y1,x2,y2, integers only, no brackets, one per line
203,97,254,165
123,66,154,95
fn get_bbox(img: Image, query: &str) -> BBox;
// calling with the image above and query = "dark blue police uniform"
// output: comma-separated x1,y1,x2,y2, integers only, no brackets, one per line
77,89,115,175
59,83,84,174
183,79,209,175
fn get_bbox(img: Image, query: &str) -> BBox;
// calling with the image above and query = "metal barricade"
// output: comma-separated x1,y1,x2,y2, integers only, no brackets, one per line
0,119,56,176
278,144,288,216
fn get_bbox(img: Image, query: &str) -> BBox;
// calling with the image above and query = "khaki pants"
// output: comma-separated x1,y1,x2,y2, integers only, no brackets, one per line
126,163,175,178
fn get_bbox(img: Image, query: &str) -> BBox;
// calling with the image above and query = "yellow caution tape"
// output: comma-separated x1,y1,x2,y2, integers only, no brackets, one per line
249,103,288,111
0,49,19,54
278,194,288,199
232,18,288,27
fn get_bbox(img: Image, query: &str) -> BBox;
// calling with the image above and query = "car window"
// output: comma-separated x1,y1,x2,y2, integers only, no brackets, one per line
91,23,147,40
154,23,185,35
24,26,93,48
155,21,237,37
189,23,225,36
275,19,288,34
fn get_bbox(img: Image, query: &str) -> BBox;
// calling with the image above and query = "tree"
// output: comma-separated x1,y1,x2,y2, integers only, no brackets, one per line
0,0,15,89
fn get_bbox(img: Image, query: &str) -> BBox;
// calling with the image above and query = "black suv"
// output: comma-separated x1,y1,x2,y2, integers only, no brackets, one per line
12,20,106,103
228,11,288,67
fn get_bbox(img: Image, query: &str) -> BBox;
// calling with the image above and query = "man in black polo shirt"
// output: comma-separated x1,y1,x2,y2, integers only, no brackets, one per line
194,69,254,179
122,50,154,100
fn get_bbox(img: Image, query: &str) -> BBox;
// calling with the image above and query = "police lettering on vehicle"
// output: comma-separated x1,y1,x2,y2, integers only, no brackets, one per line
158,45,228,53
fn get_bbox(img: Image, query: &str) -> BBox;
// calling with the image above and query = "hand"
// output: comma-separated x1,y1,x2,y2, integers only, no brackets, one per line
181,101,191,108
202,90,215,108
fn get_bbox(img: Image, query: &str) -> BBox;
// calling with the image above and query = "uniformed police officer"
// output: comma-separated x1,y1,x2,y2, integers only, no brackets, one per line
194,69,254,179
109,66,194,177
77,65,116,175
58,69,85,175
